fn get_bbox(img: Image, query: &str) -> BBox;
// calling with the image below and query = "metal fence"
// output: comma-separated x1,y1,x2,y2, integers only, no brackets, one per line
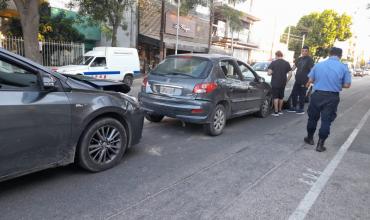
0,36,85,67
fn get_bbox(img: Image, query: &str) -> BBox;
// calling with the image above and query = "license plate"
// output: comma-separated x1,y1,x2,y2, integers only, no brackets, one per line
159,86,181,95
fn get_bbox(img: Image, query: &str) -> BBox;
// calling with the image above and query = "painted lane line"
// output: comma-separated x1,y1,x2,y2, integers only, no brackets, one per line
289,107,370,220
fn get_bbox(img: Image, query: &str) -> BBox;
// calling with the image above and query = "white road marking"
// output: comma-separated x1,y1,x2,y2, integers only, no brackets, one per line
289,107,370,220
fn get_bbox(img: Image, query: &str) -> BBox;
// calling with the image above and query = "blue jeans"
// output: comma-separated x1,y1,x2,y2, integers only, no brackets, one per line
291,83,307,110
307,91,340,139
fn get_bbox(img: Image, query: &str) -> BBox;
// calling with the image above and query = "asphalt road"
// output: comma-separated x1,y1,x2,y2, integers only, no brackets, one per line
1,77,370,220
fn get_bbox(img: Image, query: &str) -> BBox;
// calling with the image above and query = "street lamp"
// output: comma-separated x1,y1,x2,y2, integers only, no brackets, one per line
175,0,180,55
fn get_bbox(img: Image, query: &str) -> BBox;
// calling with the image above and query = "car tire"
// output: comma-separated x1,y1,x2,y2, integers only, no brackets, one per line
256,95,271,118
78,118,127,172
123,75,134,86
204,104,226,136
145,113,164,123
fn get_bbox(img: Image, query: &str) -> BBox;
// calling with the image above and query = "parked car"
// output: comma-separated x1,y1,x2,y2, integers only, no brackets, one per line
55,47,141,86
354,68,364,77
138,54,272,136
0,48,144,182
252,61,312,107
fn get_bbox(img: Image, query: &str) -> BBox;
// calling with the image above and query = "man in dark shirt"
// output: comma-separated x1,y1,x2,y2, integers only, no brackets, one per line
268,51,292,116
287,46,314,114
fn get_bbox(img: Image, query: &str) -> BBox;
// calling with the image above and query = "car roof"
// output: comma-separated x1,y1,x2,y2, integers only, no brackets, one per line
166,53,236,61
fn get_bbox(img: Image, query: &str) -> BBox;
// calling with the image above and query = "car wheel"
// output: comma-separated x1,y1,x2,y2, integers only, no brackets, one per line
78,118,127,172
256,95,271,118
123,75,134,86
145,113,164,123
204,104,226,136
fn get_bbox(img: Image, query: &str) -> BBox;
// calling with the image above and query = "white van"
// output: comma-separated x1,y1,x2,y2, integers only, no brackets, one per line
56,47,140,86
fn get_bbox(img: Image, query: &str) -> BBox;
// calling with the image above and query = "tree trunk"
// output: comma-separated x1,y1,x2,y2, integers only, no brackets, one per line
13,0,41,63
111,23,119,47
207,0,214,53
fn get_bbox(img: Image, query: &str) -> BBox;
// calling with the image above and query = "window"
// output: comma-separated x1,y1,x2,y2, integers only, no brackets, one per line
0,60,39,91
90,57,107,67
220,60,240,79
238,61,255,81
151,57,210,78
73,56,94,65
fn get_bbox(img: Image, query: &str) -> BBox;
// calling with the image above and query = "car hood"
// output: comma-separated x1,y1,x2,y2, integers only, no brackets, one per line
56,65,88,74
64,74,131,93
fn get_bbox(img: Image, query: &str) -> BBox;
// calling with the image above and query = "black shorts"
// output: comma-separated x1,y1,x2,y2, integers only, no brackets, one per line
272,87,285,99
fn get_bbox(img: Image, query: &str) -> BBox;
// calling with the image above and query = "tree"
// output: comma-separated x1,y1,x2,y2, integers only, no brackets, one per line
281,10,352,61
5,2,85,42
0,0,41,63
69,0,134,47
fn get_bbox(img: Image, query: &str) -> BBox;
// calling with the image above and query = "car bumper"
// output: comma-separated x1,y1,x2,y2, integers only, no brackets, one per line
138,92,213,124
126,108,144,146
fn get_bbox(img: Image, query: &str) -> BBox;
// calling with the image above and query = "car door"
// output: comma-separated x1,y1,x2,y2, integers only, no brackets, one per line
238,61,264,110
0,56,71,178
218,60,250,114
86,57,108,79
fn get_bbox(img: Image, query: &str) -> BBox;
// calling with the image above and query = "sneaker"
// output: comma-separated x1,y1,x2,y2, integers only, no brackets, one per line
271,112,279,117
287,108,296,113
296,109,305,115
278,111,284,115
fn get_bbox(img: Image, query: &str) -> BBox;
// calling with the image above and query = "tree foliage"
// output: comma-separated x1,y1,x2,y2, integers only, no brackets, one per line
4,2,84,42
281,9,352,60
69,0,134,47
219,5,244,33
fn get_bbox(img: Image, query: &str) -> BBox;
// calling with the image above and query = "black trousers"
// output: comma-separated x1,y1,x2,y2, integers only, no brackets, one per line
291,82,307,110
307,91,340,139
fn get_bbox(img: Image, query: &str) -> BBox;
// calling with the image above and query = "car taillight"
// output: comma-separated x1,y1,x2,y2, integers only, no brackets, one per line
193,82,218,94
142,77,148,87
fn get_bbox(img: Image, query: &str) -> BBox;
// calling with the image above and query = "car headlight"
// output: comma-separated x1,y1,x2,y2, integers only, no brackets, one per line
118,92,140,110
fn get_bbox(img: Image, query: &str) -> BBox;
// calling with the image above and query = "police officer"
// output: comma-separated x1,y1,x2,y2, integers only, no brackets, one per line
304,47,352,152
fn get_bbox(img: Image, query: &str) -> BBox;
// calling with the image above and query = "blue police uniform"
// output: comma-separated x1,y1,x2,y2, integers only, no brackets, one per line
306,56,351,141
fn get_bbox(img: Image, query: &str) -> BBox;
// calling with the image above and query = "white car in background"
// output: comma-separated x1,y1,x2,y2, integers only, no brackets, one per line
55,47,140,86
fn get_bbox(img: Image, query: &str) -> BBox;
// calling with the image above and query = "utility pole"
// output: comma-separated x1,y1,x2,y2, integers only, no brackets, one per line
175,0,180,55
301,34,306,48
270,15,277,59
286,26,291,46
207,0,214,53
159,0,165,61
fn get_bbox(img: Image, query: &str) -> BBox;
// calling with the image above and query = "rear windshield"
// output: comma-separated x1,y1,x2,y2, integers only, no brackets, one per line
151,57,210,78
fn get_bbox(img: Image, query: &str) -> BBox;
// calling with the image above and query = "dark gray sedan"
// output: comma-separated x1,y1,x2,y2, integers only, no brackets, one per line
139,54,271,136
0,49,144,182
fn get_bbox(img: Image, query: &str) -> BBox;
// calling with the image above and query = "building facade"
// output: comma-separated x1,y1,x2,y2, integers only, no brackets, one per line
211,0,260,64
138,0,210,74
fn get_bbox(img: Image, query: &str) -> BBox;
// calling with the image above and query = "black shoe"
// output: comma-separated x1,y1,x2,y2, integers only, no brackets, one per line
316,138,326,152
304,136,314,145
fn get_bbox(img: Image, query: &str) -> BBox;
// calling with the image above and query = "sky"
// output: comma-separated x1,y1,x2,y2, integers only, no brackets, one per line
251,0,370,51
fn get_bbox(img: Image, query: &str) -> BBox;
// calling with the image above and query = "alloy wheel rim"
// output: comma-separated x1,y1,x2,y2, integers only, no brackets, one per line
262,99,269,114
88,125,122,164
213,108,225,131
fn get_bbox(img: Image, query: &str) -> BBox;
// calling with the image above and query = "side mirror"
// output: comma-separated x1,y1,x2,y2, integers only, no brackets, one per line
42,75,57,90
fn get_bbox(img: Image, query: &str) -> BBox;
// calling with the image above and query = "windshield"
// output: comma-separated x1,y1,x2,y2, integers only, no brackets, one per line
72,56,94,65
252,62,270,71
151,57,210,78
